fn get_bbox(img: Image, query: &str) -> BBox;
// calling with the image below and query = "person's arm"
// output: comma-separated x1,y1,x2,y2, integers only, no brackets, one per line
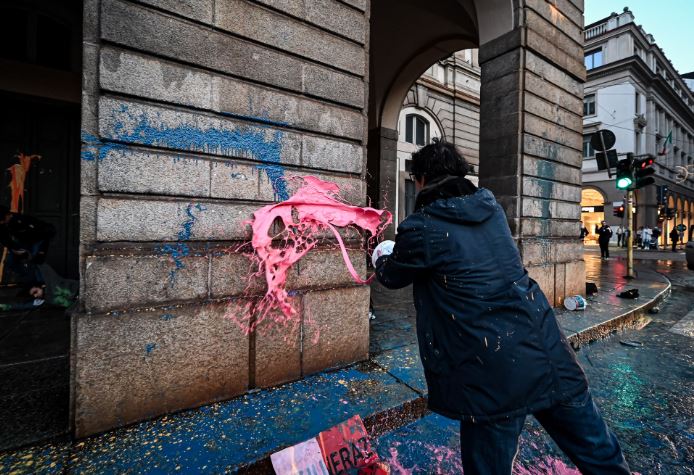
375,216,429,289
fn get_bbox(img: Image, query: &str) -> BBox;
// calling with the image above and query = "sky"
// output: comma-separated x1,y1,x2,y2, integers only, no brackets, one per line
584,0,694,74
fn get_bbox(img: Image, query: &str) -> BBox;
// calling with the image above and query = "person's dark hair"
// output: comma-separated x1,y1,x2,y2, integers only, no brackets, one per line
410,138,470,182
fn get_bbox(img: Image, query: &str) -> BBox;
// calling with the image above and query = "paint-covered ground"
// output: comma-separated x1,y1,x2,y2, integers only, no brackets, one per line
371,259,694,474
0,257,687,474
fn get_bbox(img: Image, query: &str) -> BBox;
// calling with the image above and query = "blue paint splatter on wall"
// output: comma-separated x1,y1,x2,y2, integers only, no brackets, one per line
81,132,126,162
145,343,157,355
160,313,176,321
105,103,289,200
157,203,206,287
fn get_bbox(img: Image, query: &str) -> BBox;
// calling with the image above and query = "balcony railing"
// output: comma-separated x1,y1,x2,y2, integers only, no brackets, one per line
585,22,608,40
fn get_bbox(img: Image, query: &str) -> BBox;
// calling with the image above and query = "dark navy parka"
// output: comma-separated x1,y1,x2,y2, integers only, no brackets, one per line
376,182,587,422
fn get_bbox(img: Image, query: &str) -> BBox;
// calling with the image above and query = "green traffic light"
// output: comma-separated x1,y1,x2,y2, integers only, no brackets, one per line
616,177,633,189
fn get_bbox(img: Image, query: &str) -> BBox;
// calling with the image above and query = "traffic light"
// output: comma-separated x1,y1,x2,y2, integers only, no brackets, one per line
633,155,656,189
615,155,634,190
613,204,625,218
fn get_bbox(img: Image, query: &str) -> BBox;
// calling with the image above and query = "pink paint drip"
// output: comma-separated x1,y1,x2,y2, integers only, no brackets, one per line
236,176,391,333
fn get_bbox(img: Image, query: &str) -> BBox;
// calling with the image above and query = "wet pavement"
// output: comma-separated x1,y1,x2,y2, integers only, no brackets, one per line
0,287,70,451
0,255,689,473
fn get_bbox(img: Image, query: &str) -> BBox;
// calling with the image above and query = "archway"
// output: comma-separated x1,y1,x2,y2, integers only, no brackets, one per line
581,188,606,245
368,0,587,307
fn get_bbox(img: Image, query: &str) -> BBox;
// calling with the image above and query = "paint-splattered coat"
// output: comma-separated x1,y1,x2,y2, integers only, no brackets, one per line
376,187,587,422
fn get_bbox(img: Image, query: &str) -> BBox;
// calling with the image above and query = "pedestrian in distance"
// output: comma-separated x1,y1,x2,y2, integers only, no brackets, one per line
635,226,643,248
641,226,651,250
597,221,613,259
616,225,624,247
579,222,589,241
670,227,679,252
373,139,630,475
651,227,661,250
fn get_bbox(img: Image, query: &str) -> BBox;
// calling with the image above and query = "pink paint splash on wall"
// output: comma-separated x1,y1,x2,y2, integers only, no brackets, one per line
234,176,391,333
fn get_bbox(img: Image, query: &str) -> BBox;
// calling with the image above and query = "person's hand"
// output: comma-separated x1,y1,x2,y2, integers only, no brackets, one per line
371,240,395,267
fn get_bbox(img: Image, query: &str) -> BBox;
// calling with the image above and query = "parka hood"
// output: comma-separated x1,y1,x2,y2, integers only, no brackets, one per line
422,187,498,224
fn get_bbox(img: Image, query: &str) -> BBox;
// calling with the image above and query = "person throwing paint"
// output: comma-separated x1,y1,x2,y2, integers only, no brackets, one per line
373,139,630,474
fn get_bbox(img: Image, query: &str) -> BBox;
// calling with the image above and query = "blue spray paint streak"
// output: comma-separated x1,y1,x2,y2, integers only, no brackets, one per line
81,132,126,162
160,313,176,321
106,104,289,200
157,203,206,288
145,343,157,355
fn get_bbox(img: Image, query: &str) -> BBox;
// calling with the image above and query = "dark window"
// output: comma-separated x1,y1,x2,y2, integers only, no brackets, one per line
584,94,596,116
0,8,29,62
405,114,429,146
0,7,73,71
36,15,71,71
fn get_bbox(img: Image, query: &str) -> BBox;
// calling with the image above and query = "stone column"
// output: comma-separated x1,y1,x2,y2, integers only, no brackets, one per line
478,0,586,306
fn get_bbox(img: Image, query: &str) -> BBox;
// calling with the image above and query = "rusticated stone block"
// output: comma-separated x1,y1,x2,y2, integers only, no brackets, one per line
254,297,302,388
520,218,580,238
210,251,265,298
554,262,567,307
523,134,582,168
526,28,585,82
522,156,581,185
302,63,365,108
524,0,583,42
522,177,581,203
524,51,582,98
302,136,363,173
214,0,365,75
524,72,582,116
98,97,302,165
98,148,211,197
83,254,208,312
524,92,582,134
525,9,583,61
564,259,585,297
522,197,580,220
73,300,249,437
212,76,364,140
96,198,255,242
100,47,213,109
527,264,555,307
250,0,366,44
138,0,214,23
302,286,370,375
287,248,366,290
524,114,582,151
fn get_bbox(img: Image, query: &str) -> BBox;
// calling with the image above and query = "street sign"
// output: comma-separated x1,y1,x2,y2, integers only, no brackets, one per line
591,130,616,152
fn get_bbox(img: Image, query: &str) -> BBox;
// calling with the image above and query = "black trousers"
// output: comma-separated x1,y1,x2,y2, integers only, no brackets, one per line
599,240,609,258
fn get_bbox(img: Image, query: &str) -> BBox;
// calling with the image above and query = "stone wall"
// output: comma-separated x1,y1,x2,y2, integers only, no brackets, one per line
478,0,586,306
76,0,371,437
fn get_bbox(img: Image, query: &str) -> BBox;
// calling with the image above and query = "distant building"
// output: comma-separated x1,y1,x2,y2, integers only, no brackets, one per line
395,50,480,224
581,8,694,246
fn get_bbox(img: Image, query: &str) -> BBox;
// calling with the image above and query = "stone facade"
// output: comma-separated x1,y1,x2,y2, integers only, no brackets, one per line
76,0,371,437
73,0,587,437
581,8,694,246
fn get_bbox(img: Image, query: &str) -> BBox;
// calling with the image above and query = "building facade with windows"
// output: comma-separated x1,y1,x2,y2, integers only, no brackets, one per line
394,50,481,224
581,8,694,246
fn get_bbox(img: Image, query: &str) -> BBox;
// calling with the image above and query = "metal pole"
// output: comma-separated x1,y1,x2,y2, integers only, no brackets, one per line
626,189,634,278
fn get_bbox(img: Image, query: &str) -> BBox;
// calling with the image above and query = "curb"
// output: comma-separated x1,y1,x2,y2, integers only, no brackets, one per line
567,278,672,347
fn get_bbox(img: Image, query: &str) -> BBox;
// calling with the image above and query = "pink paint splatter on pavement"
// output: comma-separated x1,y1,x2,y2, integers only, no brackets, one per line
233,176,391,333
